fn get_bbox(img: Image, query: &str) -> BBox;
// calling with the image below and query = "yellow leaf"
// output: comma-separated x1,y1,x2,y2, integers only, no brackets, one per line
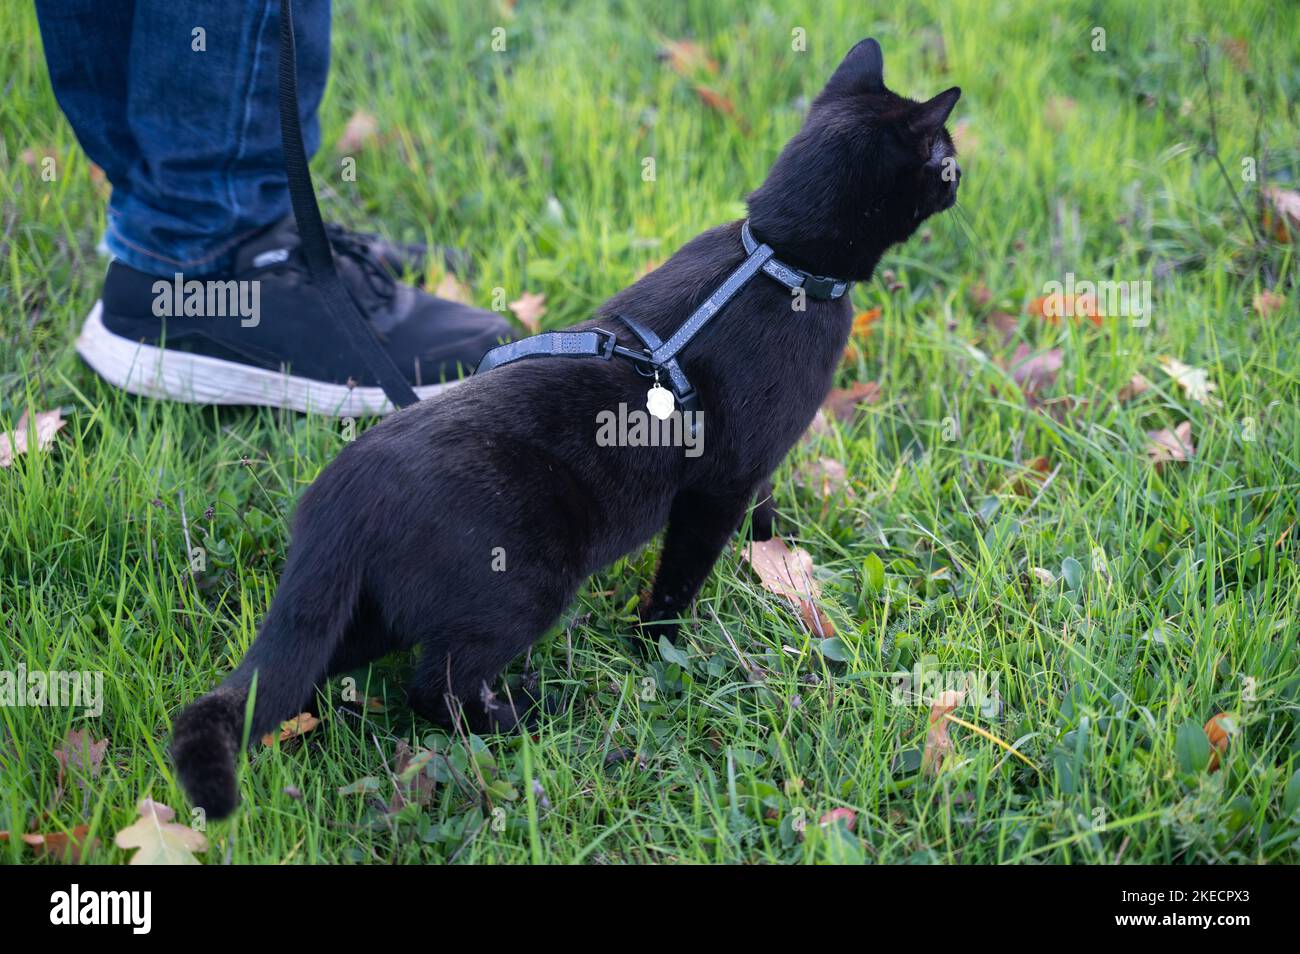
113,799,207,865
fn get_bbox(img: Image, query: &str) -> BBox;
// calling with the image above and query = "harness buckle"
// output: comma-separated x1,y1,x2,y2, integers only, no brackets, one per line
591,327,618,359
802,274,840,300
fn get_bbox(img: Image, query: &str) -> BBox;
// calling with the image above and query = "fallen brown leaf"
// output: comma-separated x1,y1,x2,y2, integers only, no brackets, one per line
1118,373,1152,403
1009,345,1063,393
20,146,57,171
1219,37,1249,71
336,109,379,153
434,273,472,305
1252,289,1285,318
508,291,548,334
1044,96,1077,132
795,457,853,499
693,84,737,121
7,825,98,863
0,408,66,468
262,712,320,747
741,537,834,637
819,807,856,831
921,689,965,775
1146,420,1195,469
659,40,718,78
1204,712,1238,773
1263,186,1300,243
822,381,881,422
53,729,108,801
987,310,1019,346
1008,455,1052,497
843,307,882,363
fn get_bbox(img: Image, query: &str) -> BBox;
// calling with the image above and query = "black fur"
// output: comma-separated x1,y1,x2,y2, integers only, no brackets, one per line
171,38,961,818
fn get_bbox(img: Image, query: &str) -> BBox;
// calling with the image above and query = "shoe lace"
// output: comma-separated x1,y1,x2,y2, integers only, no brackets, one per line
323,223,396,301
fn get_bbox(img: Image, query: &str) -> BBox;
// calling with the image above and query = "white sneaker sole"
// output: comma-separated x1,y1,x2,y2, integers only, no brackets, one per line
75,300,461,417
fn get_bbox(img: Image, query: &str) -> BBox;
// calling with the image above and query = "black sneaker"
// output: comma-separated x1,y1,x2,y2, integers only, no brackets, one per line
76,217,514,416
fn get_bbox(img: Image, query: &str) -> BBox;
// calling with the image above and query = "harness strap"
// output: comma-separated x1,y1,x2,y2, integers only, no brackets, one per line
474,329,615,374
277,0,419,410
741,220,850,301
473,221,853,405
650,238,774,366
616,315,693,399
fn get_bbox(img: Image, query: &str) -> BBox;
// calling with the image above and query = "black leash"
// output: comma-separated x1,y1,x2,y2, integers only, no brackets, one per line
276,0,419,410
475,221,852,408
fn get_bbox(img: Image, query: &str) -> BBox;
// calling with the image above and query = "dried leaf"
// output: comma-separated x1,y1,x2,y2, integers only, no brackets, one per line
795,457,853,499
1204,712,1238,773
53,729,108,800
336,109,379,154
1145,420,1195,468
659,40,717,78
819,807,856,831
508,291,548,334
921,689,965,775
1263,186,1300,243
843,307,882,363
1252,289,1285,318
741,537,834,637
20,146,57,171
1030,567,1057,586
9,825,98,863
692,84,736,119
0,408,66,468
1009,345,1063,393
261,712,320,747
1118,373,1152,403
987,310,1019,346
114,798,207,865
1158,356,1221,407
1219,37,1249,71
1008,455,1052,496
390,740,437,810
1044,96,1077,132
434,273,472,305
822,381,881,422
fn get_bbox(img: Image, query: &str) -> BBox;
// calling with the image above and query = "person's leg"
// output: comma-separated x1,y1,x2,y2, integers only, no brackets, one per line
114,0,329,276
33,0,139,189
40,0,515,415
36,0,328,277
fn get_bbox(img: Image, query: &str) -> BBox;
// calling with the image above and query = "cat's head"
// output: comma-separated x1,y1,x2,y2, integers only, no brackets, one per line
747,38,961,281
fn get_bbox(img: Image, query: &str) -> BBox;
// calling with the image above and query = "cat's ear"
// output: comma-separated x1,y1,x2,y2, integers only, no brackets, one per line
910,87,962,134
827,37,885,94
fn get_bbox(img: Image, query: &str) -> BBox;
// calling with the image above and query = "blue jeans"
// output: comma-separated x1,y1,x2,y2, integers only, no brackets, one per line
35,0,330,277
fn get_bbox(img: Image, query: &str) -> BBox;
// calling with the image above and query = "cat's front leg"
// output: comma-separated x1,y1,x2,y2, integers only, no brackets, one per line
639,489,753,647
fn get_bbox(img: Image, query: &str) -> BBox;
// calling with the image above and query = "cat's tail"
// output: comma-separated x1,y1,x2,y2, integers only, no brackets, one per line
170,556,360,820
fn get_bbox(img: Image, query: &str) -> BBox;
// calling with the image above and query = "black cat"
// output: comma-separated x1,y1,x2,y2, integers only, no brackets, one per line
171,38,961,819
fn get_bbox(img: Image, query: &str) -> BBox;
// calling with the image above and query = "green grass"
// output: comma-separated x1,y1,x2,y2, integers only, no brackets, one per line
2,0,1299,864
